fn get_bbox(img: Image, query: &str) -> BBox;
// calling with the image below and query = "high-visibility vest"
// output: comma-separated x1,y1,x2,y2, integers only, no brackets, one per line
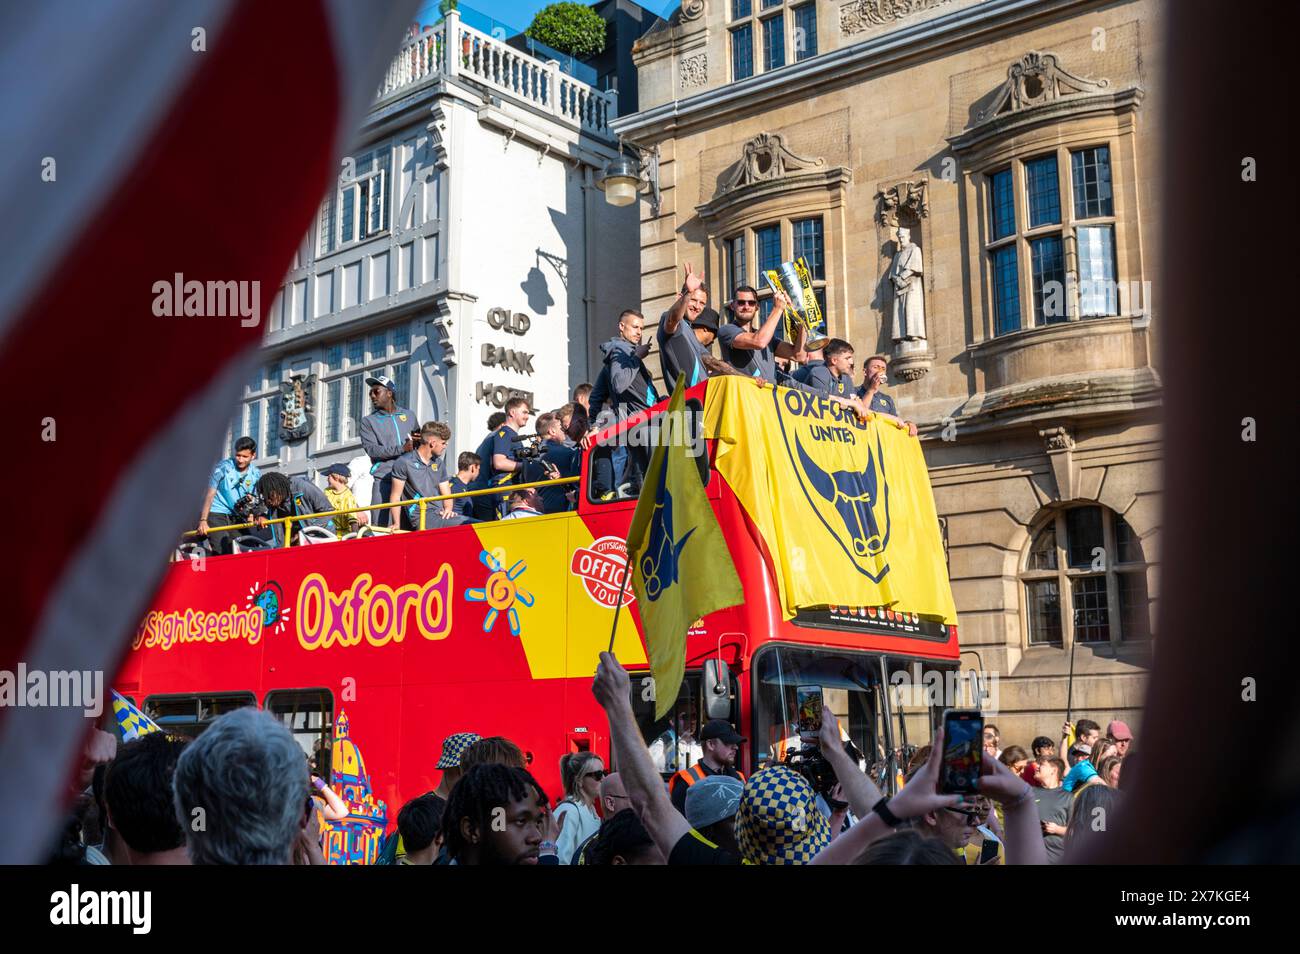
668,763,746,793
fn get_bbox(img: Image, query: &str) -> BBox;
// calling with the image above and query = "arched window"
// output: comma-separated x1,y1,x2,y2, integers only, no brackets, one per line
1020,504,1150,648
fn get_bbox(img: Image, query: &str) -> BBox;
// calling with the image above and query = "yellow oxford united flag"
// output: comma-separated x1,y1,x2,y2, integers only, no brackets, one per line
627,376,743,720
703,376,957,625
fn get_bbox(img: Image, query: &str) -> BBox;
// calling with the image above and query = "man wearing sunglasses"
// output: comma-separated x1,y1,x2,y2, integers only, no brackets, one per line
359,373,416,526
721,289,869,414
717,284,805,383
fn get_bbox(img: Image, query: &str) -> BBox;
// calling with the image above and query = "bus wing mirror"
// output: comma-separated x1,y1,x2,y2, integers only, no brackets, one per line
702,658,731,720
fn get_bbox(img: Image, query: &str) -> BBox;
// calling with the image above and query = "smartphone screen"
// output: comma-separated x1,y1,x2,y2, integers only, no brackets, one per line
796,685,823,742
940,709,983,794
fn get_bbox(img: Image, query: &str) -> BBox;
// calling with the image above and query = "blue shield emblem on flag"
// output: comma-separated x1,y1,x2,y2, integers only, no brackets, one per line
640,458,695,601
774,388,892,581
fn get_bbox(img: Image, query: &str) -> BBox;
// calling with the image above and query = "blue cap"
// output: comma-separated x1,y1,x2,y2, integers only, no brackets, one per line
322,463,350,479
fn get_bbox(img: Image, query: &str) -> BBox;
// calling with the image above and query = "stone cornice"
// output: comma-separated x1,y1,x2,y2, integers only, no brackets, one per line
947,86,1144,155
696,167,853,221
613,0,1097,141
941,367,1163,434
967,313,1132,359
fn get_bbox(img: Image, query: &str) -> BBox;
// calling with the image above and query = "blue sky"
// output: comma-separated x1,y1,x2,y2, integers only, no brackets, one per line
417,0,678,36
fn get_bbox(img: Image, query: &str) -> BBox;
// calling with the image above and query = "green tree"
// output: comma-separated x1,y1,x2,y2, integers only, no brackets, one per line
526,2,607,58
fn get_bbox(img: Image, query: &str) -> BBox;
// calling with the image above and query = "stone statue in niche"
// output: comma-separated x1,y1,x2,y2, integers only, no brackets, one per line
889,226,926,342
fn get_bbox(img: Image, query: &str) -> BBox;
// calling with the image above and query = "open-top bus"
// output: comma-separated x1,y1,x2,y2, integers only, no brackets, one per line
118,375,962,863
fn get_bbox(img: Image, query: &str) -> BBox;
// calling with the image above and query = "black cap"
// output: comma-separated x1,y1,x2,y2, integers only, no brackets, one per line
700,719,745,745
691,307,721,333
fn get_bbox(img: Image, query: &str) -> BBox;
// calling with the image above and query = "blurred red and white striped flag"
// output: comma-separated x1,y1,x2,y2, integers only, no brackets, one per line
0,0,419,862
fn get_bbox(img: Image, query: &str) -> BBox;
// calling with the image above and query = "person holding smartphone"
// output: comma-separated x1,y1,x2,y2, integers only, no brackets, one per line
857,355,918,437
811,723,1048,865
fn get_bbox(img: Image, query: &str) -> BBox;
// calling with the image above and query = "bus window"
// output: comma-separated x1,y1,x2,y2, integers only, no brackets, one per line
264,689,334,781
143,692,256,739
884,657,963,783
586,397,710,505
751,646,881,778
630,671,704,780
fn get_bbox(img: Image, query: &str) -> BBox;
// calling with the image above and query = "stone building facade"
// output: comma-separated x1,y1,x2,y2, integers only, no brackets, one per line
614,0,1163,743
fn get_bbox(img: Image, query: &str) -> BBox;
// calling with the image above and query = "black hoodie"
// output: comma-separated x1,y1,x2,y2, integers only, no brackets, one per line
590,336,659,429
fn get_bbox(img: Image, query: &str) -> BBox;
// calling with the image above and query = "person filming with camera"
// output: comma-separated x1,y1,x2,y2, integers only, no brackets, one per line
252,471,332,546
198,436,260,554
467,396,531,520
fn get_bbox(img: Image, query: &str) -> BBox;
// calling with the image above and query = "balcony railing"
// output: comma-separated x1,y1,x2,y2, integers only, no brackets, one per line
376,11,616,138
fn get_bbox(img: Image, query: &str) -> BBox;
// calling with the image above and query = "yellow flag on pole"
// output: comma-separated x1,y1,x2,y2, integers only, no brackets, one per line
627,376,744,720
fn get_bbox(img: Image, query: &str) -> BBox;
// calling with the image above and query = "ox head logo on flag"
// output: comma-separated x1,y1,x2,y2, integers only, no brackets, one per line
775,388,892,582
641,465,696,602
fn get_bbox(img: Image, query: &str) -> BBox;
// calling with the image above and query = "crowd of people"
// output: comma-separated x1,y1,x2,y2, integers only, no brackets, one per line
191,263,924,549
51,654,1136,866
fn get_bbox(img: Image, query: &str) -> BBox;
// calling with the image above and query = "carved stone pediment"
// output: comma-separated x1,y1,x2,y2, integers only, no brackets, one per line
720,132,825,193
979,51,1110,122
875,179,929,226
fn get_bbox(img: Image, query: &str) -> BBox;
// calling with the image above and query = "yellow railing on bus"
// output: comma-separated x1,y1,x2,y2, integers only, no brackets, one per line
182,475,581,549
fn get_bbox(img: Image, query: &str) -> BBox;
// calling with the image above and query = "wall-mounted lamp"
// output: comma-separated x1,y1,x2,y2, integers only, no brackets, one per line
597,140,660,217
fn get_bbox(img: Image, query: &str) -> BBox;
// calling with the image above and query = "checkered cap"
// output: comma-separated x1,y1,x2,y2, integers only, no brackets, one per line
436,732,481,769
735,765,831,865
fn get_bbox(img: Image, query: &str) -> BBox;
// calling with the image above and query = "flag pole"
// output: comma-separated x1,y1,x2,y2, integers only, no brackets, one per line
607,547,634,653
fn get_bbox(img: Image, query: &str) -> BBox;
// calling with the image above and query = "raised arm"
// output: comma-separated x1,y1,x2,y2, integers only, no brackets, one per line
312,776,348,821
662,263,702,335
813,727,962,865
591,652,690,860
978,750,1049,865
816,712,881,819
728,291,788,351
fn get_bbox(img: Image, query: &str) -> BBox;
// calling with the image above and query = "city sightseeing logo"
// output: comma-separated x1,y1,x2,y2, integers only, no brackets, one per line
465,549,533,637
571,536,636,609
246,581,291,634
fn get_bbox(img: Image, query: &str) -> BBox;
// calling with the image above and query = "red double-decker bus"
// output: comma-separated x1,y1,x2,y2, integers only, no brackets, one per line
118,377,960,862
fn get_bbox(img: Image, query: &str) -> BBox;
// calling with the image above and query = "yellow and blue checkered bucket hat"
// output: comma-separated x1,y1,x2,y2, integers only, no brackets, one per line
436,732,481,769
736,765,831,865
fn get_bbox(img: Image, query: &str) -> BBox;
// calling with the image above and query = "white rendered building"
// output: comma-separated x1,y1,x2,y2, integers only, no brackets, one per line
228,10,638,481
